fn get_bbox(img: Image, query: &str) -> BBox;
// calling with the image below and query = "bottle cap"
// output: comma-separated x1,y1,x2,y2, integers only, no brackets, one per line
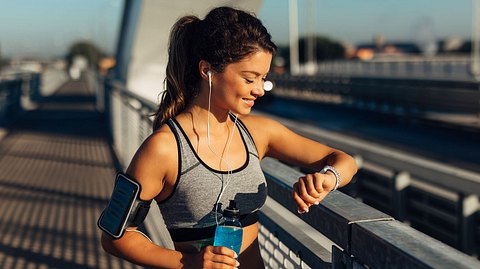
223,200,240,218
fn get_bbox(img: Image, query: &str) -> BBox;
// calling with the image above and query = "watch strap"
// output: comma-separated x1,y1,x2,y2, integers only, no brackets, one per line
320,165,341,191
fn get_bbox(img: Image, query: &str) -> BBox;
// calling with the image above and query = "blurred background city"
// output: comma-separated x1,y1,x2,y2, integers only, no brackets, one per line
1,0,477,99
0,0,479,268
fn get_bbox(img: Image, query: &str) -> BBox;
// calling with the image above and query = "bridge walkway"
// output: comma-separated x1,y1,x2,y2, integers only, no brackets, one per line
0,79,142,269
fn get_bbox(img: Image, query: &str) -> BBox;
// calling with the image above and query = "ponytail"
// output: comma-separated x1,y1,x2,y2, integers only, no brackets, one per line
153,16,201,130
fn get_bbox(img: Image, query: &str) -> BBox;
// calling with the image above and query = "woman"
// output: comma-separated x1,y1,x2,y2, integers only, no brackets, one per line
101,6,357,269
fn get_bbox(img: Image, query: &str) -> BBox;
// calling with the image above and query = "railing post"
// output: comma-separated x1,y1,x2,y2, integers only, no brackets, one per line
457,193,479,254
15,79,22,115
332,246,367,269
332,246,349,269
120,95,129,166
29,73,41,102
391,171,411,221
0,78,22,127
103,79,111,135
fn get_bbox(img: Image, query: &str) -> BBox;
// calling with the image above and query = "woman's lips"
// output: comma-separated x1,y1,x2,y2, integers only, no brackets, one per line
243,98,255,107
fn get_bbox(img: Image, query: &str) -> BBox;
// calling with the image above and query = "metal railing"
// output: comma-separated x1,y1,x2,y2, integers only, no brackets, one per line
312,56,472,81
261,157,479,269
0,72,40,127
0,78,22,127
102,77,480,268
103,78,176,250
265,72,480,255
270,74,480,119
257,111,480,256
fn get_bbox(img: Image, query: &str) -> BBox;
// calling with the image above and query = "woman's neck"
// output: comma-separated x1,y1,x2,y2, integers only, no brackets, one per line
183,103,232,134
181,94,240,167
185,89,233,127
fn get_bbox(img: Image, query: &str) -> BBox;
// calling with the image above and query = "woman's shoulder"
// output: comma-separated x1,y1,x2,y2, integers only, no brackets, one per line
237,114,285,158
238,114,282,132
125,123,179,200
239,113,297,145
140,123,177,157
128,123,178,171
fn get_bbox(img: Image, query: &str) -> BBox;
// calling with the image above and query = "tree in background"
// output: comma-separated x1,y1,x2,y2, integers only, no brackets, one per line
65,41,104,69
65,41,108,80
272,35,346,73
272,46,290,74
299,36,345,62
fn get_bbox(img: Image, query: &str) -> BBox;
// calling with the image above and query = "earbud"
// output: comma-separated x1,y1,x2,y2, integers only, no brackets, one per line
207,70,212,88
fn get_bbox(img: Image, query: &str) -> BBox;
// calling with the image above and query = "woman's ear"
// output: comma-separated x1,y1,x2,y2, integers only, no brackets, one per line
199,60,211,80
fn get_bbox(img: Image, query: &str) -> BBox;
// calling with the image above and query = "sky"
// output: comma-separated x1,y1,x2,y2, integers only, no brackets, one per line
259,0,473,46
0,0,474,59
0,0,124,59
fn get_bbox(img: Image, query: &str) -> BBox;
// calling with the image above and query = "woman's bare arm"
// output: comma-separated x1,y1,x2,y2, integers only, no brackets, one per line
242,115,358,212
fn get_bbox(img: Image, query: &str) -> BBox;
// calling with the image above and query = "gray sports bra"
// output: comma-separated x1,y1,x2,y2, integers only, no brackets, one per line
158,116,267,242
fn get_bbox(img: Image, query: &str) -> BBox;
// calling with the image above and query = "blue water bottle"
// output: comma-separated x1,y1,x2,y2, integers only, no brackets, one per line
213,200,243,257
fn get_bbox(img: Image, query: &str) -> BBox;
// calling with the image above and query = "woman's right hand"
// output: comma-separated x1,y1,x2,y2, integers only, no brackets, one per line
292,171,336,214
182,246,239,269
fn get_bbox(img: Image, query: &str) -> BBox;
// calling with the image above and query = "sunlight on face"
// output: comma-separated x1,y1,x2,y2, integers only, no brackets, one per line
213,51,273,114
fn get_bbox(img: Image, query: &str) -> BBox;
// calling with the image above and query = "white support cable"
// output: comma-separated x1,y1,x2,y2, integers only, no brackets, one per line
289,0,300,75
472,0,480,80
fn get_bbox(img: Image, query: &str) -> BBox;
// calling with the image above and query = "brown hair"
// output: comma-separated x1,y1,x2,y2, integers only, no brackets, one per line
152,6,277,130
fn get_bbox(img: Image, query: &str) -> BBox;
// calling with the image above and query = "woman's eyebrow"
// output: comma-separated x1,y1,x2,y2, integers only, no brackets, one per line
241,71,265,76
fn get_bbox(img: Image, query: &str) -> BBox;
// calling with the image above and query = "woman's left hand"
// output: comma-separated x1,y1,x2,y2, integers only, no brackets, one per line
292,172,336,213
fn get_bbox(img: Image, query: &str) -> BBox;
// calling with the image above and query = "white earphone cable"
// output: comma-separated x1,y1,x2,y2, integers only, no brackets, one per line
207,71,239,225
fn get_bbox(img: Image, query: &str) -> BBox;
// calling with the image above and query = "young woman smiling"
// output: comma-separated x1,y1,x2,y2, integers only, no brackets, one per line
100,6,357,269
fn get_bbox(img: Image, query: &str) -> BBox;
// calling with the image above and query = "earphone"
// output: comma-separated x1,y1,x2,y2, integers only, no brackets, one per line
205,68,239,225
207,70,212,86
207,70,213,95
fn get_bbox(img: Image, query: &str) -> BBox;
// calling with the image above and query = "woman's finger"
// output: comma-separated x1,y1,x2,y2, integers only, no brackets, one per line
203,246,239,268
312,172,325,193
212,246,237,258
292,182,309,213
306,173,321,198
297,176,319,205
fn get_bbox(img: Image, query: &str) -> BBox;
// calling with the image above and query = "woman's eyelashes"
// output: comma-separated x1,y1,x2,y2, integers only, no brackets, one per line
244,77,267,84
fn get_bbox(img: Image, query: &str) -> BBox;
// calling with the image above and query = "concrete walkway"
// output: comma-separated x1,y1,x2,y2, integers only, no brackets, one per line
0,79,142,268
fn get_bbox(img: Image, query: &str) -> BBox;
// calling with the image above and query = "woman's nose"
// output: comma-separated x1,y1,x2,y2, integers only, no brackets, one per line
252,80,265,97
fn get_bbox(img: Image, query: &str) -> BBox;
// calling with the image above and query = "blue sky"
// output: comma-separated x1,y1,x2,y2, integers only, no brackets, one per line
259,0,472,46
0,0,123,58
0,0,473,58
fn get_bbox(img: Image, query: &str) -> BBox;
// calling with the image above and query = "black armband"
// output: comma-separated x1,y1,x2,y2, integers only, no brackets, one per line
97,173,152,239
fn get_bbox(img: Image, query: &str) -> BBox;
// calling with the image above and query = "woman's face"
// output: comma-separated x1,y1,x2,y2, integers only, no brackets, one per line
211,50,273,115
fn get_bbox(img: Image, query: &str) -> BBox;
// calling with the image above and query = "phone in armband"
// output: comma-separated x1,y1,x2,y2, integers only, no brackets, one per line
97,173,152,239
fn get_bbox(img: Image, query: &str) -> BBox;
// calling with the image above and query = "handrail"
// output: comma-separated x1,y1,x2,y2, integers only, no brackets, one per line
261,157,480,269
256,111,480,196
312,56,472,81
0,72,40,127
104,78,175,250
255,110,480,254
107,79,157,110
270,73,480,116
